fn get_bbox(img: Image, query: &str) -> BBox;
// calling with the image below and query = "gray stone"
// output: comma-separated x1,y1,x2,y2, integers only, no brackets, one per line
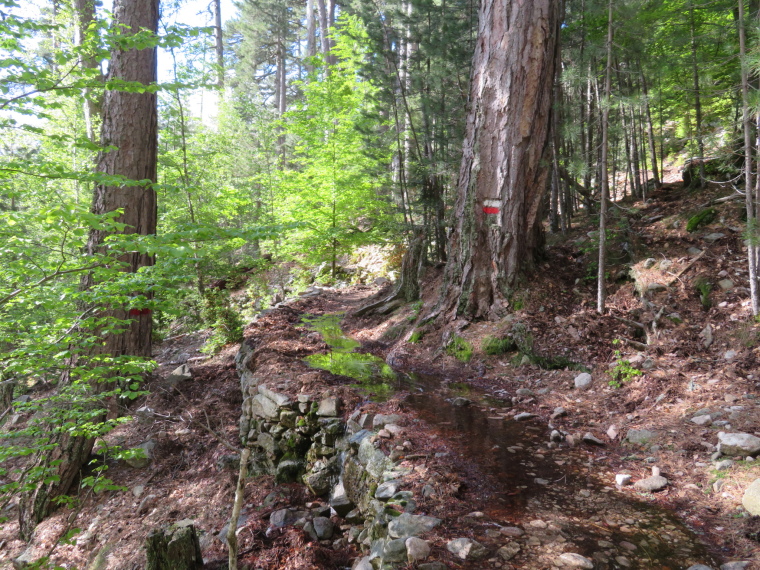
166,364,192,385
557,552,594,569
405,537,430,562
616,474,632,486
251,393,280,419
373,414,402,429
13,549,36,569
550,430,564,442
497,543,521,561
446,538,488,560
742,478,760,515
688,247,703,256
352,556,373,570
138,494,158,514
643,258,657,269
418,563,447,570
686,566,714,570
718,279,735,291
703,233,725,243
312,516,334,540
317,396,341,417
380,538,407,563
691,414,713,426
647,283,668,293
582,432,605,446
552,407,567,419
275,459,302,483
375,480,399,500
715,459,734,471
721,562,751,570
330,482,355,517
501,526,524,537
626,429,657,445
633,475,668,492
574,373,593,389
718,432,760,457
702,324,714,348
451,397,471,407
514,412,536,421
724,350,738,361
270,508,299,528
388,513,441,539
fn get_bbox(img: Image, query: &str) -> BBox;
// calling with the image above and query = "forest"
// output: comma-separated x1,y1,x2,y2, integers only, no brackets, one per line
2,0,760,568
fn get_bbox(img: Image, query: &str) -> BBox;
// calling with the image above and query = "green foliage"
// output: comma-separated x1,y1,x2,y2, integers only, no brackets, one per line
445,334,473,363
694,277,713,309
482,335,516,355
686,208,716,232
200,289,244,353
408,329,425,344
608,340,643,388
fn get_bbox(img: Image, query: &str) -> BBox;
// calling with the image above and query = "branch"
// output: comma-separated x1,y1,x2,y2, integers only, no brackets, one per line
0,264,103,307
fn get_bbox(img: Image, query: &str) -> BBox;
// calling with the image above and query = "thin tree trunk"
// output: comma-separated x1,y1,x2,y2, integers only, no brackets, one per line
597,0,613,314
639,65,660,189
213,0,224,89
740,0,760,314
74,0,101,142
306,0,316,73
689,1,706,187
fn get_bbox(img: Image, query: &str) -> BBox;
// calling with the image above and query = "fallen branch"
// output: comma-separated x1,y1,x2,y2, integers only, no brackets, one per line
227,447,251,570
668,250,706,286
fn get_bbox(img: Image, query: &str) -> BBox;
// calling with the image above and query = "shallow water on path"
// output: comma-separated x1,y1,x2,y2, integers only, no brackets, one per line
304,313,719,569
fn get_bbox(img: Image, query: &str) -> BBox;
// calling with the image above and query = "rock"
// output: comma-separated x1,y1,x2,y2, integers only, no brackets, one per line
607,425,619,440
270,508,299,528
145,524,203,570
388,513,441,539
715,459,734,471
312,516,334,540
557,552,594,568
721,562,751,570
451,397,471,407
501,526,524,537
514,412,535,421
724,350,738,361
633,474,668,492
551,407,567,419
317,396,341,417
583,433,605,446
216,454,241,472
418,563,448,570
701,324,714,348
12,549,35,569
405,537,430,562
375,480,399,500
138,494,159,514
574,373,593,389
742,478,760,515
446,538,488,560
626,429,657,445
330,482,355,517
703,232,725,243
686,566,714,570
550,430,564,442
497,543,521,561
688,247,703,256
718,432,760,457
691,415,713,426
643,258,657,269
382,538,408,563
718,279,734,291
647,283,667,293
166,364,192,385
352,556,373,570
373,414,402,429
125,440,156,468
251,394,279,419
616,474,632,486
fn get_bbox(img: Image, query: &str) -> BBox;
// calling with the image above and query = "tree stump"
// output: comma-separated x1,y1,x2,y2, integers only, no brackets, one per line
145,524,204,569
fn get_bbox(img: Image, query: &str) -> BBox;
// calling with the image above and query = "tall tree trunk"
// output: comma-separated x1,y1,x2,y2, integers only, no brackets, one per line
639,65,660,189
316,0,336,66
306,0,317,73
441,0,560,321
597,0,613,314
213,0,224,89
739,0,759,314
18,0,159,540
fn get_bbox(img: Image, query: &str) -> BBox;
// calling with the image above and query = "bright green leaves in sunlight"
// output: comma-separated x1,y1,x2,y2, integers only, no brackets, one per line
278,16,394,277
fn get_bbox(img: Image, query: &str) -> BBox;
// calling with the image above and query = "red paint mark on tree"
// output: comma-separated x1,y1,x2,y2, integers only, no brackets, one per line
483,206,499,214
128,309,141,316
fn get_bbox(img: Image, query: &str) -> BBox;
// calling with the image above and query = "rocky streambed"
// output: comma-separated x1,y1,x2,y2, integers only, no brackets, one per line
229,296,754,569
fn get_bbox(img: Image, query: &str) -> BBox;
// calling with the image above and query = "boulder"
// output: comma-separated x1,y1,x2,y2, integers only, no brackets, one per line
626,429,657,445
166,364,192,386
145,524,203,570
574,373,593,389
388,513,442,539
557,552,594,569
446,537,488,560
405,537,430,562
718,433,760,457
742,478,760,516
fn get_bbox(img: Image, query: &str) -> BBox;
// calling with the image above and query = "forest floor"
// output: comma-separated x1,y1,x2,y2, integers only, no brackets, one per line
2,176,760,569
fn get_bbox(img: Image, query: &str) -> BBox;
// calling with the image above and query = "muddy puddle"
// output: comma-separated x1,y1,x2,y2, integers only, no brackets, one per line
303,313,719,569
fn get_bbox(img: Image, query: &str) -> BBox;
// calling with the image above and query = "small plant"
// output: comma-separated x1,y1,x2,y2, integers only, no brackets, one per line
408,329,425,343
200,289,244,353
686,208,716,232
694,277,712,309
482,335,516,355
608,339,642,388
445,334,473,363
407,300,424,323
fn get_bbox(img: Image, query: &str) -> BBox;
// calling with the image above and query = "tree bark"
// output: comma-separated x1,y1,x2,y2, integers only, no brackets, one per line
213,0,224,89
441,0,560,320
18,0,159,540
74,0,101,142
597,0,613,314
